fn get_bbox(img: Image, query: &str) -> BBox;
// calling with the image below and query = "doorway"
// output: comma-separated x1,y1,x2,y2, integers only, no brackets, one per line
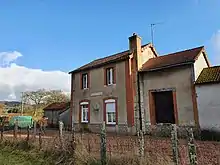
153,91,175,124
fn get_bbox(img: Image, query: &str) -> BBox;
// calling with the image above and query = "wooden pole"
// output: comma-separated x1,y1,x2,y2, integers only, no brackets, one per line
39,131,42,150
26,126,30,142
33,121,37,139
88,135,91,155
1,121,4,141
21,92,24,116
100,122,107,165
171,124,179,165
13,119,18,139
137,130,144,165
59,121,64,150
188,128,198,165
71,123,76,151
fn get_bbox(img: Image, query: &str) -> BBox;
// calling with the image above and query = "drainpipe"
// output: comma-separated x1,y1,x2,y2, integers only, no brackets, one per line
70,73,74,131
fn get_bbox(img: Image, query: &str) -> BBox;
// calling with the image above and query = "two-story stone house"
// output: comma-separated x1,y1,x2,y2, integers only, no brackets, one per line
69,33,210,135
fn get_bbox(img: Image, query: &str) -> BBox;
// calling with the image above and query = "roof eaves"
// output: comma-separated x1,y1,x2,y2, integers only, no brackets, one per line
202,51,211,67
69,53,131,74
139,61,194,72
195,81,220,85
69,43,150,74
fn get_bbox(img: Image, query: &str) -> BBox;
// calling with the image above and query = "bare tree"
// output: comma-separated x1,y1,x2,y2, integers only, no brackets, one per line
44,90,70,104
22,89,70,116
22,89,49,116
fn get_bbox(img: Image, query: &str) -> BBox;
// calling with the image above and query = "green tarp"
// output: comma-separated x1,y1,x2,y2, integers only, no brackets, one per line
9,116,33,128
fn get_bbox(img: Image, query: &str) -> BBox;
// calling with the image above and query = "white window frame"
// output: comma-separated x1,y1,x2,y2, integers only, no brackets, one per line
105,99,116,125
107,68,113,85
80,101,89,123
82,73,88,89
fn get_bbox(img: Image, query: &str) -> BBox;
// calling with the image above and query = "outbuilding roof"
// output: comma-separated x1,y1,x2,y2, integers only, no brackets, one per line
195,66,220,85
140,46,209,72
43,102,70,111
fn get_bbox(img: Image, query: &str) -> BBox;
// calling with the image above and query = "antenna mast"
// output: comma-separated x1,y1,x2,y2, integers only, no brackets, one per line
150,22,164,46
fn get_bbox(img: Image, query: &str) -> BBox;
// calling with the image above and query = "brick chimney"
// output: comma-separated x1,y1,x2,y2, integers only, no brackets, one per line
129,33,142,70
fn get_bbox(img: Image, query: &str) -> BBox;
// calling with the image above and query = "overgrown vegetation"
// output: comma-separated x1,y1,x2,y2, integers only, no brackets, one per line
0,141,56,165
0,136,173,165
0,123,219,165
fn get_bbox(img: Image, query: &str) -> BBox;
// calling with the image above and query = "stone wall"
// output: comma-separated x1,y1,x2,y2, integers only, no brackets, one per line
74,123,136,135
145,124,200,139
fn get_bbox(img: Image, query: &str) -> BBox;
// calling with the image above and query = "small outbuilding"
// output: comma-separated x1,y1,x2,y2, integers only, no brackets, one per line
195,66,220,132
43,102,70,128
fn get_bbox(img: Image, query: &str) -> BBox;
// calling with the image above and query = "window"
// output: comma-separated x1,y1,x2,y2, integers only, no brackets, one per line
106,67,115,85
82,73,88,89
80,102,89,123
105,99,116,125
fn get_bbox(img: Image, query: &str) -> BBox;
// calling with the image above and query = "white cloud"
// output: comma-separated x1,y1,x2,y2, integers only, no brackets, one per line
0,51,70,101
211,30,220,64
0,51,22,67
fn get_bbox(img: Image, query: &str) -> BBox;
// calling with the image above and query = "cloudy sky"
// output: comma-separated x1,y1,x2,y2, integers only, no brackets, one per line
0,52,70,101
0,1,220,100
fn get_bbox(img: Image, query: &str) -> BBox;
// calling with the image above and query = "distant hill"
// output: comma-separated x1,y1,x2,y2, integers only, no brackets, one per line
0,101,21,106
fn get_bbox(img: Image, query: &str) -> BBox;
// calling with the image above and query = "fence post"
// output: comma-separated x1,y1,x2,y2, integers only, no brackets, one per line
88,135,91,155
13,119,18,139
59,121,64,149
188,128,198,165
39,131,42,150
71,123,76,152
33,121,37,139
137,130,144,165
171,124,179,165
26,126,30,142
109,143,112,161
1,122,4,141
100,121,107,165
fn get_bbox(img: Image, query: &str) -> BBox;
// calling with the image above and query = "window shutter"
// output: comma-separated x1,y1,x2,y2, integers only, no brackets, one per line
80,73,82,89
113,67,116,84
104,68,107,85
87,73,90,88
79,103,82,123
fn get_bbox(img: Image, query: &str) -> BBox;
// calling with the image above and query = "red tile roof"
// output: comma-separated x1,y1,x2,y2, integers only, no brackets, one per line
140,46,206,72
195,66,220,85
43,102,70,111
69,43,151,73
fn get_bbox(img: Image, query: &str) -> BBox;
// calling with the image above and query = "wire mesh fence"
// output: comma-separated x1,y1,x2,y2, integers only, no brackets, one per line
0,123,220,165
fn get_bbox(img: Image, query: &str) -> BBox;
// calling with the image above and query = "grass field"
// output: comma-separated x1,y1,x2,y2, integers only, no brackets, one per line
0,141,56,165
0,148,47,165
0,140,100,165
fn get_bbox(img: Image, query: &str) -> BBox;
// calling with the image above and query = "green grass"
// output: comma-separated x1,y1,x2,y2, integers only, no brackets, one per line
0,148,47,165
0,141,55,165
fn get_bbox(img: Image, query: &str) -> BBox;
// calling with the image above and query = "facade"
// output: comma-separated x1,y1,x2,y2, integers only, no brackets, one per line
195,66,220,132
69,33,157,134
43,102,70,128
69,33,210,135
139,46,210,132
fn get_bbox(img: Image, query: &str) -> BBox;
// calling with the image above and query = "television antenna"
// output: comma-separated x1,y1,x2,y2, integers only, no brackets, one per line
151,22,164,46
